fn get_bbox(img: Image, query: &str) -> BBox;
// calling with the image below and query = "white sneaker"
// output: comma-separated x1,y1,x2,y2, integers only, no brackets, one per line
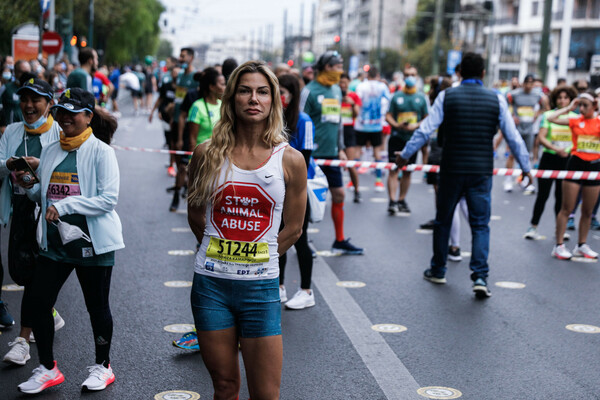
3,337,30,365
524,227,541,240
30,309,65,342
279,286,287,303
285,290,316,310
503,179,513,192
523,184,536,195
18,362,64,394
573,243,599,259
551,244,572,260
563,232,571,241
81,364,115,391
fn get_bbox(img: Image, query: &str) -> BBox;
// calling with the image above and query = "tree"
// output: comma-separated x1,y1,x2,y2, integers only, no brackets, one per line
404,36,452,77
369,48,403,80
156,39,173,60
0,3,40,55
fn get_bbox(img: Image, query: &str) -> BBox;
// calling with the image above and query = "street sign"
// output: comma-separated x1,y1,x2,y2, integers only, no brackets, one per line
446,50,462,76
40,0,50,13
42,31,62,55
12,34,40,61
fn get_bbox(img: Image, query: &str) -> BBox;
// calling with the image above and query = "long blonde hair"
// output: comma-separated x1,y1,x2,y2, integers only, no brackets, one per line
188,60,286,206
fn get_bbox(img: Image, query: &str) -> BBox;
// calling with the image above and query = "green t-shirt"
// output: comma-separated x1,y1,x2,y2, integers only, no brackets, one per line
301,80,342,158
540,110,578,155
388,91,429,141
43,151,114,266
66,68,92,93
188,98,221,145
174,71,196,120
0,81,23,125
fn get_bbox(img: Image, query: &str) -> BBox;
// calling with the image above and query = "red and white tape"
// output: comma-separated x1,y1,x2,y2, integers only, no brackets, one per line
110,145,600,181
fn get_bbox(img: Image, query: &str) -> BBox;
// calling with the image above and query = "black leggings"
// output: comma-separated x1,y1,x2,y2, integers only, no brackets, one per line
25,256,113,369
279,200,313,289
531,152,568,226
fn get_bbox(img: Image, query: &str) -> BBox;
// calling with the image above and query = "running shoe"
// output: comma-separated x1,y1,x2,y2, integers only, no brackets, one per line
397,199,410,213
448,246,462,262
423,269,446,284
503,179,513,192
592,217,600,230
332,238,364,255
18,362,64,394
166,185,177,193
523,184,536,195
420,219,435,230
172,330,199,351
572,243,599,259
563,232,571,241
279,286,288,302
81,364,115,391
169,191,180,212
473,278,492,298
567,216,575,230
524,226,541,240
551,244,572,260
374,181,385,192
3,337,30,365
0,301,14,328
346,181,354,189
167,166,176,177
353,191,362,203
31,308,65,343
285,290,316,310
387,200,399,215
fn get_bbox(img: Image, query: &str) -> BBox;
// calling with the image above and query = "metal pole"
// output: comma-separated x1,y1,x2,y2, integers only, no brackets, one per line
48,0,56,69
376,0,383,70
558,0,573,78
88,0,94,48
538,0,553,84
431,0,444,75
39,6,44,60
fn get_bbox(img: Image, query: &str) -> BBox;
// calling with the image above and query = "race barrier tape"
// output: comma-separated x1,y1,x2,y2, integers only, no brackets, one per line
110,145,600,181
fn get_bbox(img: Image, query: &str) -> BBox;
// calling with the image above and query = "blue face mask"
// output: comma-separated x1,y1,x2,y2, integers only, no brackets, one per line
405,76,417,88
2,72,11,80
24,114,48,130
181,63,188,70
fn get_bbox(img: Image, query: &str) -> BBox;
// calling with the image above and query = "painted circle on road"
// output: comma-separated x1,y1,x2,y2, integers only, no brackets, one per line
175,209,188,215
307,228,320,234
154,390,200,400
168,250,195,256
495,281,526,289
171,227,192,233
571,257,598,263
164,281,193,288
316,250,342,257
164,324,195,333
336,281,366,288
371,324,407,333
370,197,388,203
566,324,600,334
490,215,501,221
2,284,24,291
461,251,471,258
417,386,462,399
416,229,433,235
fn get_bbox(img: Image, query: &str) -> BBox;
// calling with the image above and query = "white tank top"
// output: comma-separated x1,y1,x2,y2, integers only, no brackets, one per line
194,142,288,280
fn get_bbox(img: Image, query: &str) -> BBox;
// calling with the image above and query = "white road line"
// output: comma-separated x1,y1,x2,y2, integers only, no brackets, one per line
312,256,421,400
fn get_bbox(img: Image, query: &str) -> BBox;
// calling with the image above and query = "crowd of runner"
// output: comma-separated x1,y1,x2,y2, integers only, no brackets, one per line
0,46,600,398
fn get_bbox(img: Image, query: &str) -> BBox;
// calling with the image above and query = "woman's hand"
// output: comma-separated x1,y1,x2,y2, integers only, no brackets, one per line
14,170,36,189
569,98,580,112
45,205,60,222
23,156,39,170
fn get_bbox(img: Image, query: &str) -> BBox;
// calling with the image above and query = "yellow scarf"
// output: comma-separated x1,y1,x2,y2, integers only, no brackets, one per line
24,115,54,135
403,86,418,95
316,71,342,87
60,127,93,151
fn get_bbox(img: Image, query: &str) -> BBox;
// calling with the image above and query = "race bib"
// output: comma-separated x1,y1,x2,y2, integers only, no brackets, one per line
47,172,80,202
174,86,188,104
550,126,572,149
517,106,535,122
397,112,417,125
205,237,270,276
577,135,600,154
321,98,341,124
341,104,353,125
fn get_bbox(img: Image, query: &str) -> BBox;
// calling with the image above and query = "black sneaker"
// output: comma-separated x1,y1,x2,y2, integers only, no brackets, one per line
448,246,462,262
0,301,15,328
473,278,492,298
420,219,435,230
387,201,399,215
332,238,364,255
397,199,410,213
169,190,180,212
423,269,446,284
353,191,362,203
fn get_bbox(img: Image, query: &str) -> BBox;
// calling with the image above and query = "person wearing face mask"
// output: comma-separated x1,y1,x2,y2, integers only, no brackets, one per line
300,50,364,255
17,88,123,394
1,60,32,132
0,78,63,365
385,66,428,215
67,48,98,94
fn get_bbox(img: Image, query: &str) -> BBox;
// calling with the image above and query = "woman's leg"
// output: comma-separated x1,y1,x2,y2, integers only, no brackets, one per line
240,335,283,400
295,203,313,290
557,181,581,245
76,265,113,366
578,185,600,244
197,328,241,400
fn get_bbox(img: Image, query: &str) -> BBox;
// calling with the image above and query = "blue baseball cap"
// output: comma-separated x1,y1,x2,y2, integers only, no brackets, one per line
16,77,53,101
51,88,95,114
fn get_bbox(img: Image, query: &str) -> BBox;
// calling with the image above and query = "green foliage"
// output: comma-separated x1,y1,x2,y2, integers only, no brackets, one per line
0,2,40,55
369,48,403,80
403,36,452,77
405,0,455,49
156,39,174,60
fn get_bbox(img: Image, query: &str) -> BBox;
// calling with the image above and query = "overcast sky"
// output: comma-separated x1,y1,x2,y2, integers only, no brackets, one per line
159,0,317,51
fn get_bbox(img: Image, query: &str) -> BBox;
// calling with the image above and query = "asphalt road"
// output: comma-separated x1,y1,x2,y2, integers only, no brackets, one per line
1,98,600,399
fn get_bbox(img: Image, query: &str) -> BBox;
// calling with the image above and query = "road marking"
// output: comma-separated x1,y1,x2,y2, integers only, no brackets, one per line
490,215,501,221
336,281,366,288
495,281,526,289
2,284,24,291
370,197,388,203
307,228,320,234
164,281,193,288
164,324,195,333
312,255,422,399
316,250,342,257
168,250,195,256
154,390,200,400
416,229,433,234
175,209,188,215
461,251,471,258
571,257,598,263
565,324,600,333
372,324,407,333
395,212,411,217
417,386,462,399
171,227,192,233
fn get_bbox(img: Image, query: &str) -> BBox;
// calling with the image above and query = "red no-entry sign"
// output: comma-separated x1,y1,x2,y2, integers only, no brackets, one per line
42,31,63,55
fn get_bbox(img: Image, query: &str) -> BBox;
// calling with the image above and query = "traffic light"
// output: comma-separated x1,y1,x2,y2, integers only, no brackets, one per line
334,35,341,43
80,37,87,47
287,59,294,67
363,64,370,72
70,35,77,46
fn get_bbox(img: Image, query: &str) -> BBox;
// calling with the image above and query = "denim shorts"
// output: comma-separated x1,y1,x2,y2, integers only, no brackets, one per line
191,273,281,338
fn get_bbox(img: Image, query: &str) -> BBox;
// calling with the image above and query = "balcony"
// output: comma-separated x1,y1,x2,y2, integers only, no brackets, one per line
494,15,518,26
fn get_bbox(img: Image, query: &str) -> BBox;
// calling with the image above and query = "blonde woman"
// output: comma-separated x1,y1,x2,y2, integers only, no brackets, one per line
187,61,306,400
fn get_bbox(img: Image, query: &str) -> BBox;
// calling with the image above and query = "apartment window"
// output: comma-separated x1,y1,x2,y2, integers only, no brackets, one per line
532,1,539,16
499,34,522,63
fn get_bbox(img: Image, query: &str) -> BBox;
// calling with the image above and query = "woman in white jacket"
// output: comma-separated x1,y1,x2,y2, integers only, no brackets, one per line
17,88,123,395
